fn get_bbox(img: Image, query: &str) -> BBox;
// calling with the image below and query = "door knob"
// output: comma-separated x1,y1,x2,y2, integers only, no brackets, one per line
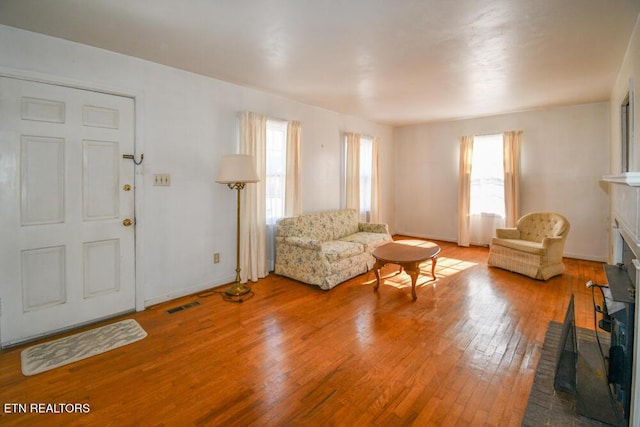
123,218,133,227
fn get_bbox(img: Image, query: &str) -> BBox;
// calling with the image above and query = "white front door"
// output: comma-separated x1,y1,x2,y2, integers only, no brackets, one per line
0,77,136,346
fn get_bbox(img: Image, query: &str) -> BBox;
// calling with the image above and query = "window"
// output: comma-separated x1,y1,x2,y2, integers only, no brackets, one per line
265,119,287,223
359,137,373,219
470,134,504,216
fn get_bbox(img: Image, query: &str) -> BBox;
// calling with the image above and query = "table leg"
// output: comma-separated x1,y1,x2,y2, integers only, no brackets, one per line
405,262,420,301
373,260,383,292
431,255,438,280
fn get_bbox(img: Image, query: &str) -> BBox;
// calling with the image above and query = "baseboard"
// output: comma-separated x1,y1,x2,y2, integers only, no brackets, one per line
394,233,607,263
564,252,607,263
144,275,235,308
392,232,457,243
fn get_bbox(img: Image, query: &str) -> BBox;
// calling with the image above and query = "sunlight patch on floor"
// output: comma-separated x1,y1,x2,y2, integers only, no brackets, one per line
362,256,478,290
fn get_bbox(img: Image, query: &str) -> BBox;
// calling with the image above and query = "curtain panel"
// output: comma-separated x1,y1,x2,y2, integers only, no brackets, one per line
503,130,522,228
370,137,381,223
344,132,361,212
285,120,302,217
239,111,268,283
457,136,473,247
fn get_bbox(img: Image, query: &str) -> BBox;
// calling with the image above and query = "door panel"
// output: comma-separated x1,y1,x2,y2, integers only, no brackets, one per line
83,239,120,298
0,77,136,346
20,135,65,225
83,140,119,220
21,245,66,311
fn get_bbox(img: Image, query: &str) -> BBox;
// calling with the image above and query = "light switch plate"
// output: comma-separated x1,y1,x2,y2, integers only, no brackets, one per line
153,174,171,186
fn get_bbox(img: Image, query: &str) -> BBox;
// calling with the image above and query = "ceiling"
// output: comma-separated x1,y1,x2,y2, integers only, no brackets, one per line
1,0,639,126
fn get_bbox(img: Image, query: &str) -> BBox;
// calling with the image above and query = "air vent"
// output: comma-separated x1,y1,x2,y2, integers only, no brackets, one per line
166,301,200,314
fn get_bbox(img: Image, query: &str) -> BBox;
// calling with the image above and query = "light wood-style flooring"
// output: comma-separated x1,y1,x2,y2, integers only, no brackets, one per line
0,239,607,426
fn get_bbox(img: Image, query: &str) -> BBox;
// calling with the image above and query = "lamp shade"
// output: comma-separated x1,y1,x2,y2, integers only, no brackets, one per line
215,154,260,184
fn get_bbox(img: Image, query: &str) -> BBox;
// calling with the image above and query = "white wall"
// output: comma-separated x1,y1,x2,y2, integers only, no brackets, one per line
395,103,610,261
0,25,395,306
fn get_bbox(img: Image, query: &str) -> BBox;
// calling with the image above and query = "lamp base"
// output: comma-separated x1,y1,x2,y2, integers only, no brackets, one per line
224,281,251,296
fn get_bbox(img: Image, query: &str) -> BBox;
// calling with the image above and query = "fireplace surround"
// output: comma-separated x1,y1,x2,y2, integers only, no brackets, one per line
601,231,636,426
602,173,640,426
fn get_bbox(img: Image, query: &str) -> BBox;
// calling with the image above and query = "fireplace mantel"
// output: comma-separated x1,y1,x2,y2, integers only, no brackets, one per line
602,172,640,186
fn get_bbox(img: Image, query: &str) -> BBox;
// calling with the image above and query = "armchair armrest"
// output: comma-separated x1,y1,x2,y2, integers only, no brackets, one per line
541,236,564,246
282,236,322,251
495,228,520,239
359,222,389,234
542,236,566,261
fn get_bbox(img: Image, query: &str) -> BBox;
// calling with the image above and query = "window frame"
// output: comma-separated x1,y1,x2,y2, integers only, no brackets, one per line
469,133,505,217
265,119,287,223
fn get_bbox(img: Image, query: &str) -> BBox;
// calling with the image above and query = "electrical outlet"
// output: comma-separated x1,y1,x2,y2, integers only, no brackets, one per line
153,174,171,186
213,252,220,264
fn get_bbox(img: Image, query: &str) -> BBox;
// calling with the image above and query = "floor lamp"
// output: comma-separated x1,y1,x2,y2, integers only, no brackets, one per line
216,154,260,297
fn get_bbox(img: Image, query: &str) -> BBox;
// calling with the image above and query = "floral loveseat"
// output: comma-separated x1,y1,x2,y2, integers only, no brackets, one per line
274,209,392,289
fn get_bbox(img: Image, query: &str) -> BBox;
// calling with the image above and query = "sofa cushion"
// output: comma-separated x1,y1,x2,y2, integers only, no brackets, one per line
359,222,389,234
281,236,322,250
326,209,360,239
320,240,364,262
491,238,545,256
339,232,392,252
276,209,360,241
279,214,334,241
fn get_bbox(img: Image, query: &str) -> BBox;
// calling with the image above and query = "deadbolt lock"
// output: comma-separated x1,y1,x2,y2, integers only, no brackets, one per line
123,184,131,191
123,218,133,227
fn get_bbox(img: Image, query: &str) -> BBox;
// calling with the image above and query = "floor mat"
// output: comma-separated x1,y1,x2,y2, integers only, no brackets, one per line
21,319,147,376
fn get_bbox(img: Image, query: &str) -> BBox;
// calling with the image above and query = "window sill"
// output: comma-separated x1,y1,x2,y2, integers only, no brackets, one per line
602,173,640,186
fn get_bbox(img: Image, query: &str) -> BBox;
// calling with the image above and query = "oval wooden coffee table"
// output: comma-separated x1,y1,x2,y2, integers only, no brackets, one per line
372,240,441,300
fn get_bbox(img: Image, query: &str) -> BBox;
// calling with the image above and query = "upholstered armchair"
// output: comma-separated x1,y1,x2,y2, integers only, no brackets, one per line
487,212,570,280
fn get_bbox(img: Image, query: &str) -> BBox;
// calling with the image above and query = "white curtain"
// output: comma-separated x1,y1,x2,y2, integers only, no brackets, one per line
265,119,302,272
239,111,268,283
369,137,381,223
503,130,522,228
469,213,504,246
457,136,473,247
345,132,361,213
285,120,302,217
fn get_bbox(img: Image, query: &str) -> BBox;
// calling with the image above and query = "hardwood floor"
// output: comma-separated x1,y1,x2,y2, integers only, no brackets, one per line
0,239,607,426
